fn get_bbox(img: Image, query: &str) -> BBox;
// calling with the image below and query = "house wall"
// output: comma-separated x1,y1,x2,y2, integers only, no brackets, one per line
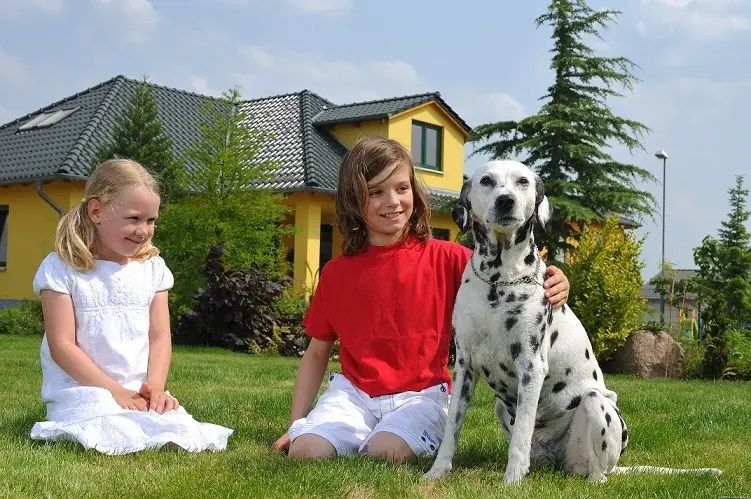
0,180,84,301
328,121,389,148
389,102,466,193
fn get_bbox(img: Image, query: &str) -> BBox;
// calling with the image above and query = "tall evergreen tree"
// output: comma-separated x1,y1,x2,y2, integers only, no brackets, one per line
156,88,292,310
96,78,185,201
693,175,751,377
472,0,655,259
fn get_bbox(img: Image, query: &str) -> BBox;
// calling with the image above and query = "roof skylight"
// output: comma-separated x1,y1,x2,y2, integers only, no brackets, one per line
18,107,80,131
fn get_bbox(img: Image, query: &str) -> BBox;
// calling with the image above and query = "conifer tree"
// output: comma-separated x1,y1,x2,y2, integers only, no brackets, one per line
472,0,655,259
156,88,292,310
693,175,751,377
96,78,185,201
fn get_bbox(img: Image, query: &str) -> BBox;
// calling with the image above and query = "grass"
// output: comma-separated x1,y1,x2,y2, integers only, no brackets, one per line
1,335,749,498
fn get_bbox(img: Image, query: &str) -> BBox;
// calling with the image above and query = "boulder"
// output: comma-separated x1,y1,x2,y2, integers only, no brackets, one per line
603,330,685,379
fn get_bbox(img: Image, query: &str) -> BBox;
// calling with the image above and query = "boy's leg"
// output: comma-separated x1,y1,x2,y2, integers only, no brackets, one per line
362,382,449,461
288,434,336,459
365,432,415,462
288,373,375,458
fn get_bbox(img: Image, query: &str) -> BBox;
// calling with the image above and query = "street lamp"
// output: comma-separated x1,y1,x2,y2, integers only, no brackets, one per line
655,150,668,325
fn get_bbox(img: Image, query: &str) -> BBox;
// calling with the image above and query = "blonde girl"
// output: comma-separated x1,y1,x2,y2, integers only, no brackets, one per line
31,159,232,454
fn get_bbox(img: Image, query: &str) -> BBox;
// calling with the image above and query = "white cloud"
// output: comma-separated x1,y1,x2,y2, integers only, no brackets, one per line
189,76,223,98
233,45,422,102
638,0,750,40
287,0,353,15
0,49,30,86
90,0,158,44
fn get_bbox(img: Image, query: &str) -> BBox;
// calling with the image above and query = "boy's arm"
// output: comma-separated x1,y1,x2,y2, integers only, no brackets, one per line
272,337,334,452
41,289,148,411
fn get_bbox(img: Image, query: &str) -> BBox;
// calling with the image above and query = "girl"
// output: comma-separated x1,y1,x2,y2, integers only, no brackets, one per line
31,159,233,455
272,137,569,461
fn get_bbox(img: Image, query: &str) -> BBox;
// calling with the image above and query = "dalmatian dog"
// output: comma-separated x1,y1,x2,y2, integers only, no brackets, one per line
424,160,721,484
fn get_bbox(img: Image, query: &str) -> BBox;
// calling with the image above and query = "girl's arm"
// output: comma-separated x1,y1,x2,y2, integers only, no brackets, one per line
41,290,148,411
272,337,334,452
142,290,177,413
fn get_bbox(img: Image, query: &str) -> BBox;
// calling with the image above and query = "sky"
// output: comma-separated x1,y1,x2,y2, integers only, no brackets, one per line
1,0,749,280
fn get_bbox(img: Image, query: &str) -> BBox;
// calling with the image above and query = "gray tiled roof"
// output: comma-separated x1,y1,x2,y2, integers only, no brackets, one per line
313,92,472,134
0,76,462,197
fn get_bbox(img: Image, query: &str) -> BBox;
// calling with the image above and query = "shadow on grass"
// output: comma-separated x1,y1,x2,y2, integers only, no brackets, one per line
5,411,43,441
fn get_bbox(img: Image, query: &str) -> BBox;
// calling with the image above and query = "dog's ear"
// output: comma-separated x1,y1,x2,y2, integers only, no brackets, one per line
452,178,472,232
534,174,551,227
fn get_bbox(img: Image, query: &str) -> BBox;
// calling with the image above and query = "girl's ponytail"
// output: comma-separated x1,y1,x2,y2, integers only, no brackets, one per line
55,199,98,271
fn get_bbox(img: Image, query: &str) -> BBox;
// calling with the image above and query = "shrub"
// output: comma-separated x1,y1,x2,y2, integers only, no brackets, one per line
175,245,285,353
566,217,645,361
276,288,310,357
680,338,706,379
724,328,751,380
0,300,44,336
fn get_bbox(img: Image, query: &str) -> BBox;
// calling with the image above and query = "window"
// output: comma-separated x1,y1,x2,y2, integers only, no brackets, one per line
18,107,80,131
0,206,8,268
411,121,442,171
432,228,450,241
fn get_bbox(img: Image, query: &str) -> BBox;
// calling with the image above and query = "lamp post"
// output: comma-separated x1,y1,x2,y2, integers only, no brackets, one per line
655,150,668,325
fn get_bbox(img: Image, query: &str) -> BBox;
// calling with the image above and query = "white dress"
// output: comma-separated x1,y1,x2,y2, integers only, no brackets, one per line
30,252,233,455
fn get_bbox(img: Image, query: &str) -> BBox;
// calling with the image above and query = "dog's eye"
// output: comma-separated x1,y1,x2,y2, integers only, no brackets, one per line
479,176,494,186
518,177,530,186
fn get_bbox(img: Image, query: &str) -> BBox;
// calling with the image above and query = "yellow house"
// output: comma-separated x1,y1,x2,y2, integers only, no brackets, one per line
0,76,470,303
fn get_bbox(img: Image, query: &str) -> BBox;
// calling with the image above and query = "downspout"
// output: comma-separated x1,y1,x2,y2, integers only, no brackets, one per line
35,179,64,218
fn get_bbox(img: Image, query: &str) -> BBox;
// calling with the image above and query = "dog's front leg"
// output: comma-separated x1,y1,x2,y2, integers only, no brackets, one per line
505,357,547,484
423,351,478,480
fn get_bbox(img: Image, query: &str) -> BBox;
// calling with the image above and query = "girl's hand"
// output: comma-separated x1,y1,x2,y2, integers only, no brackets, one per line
139,382,179,413
111,387,149,411
543,265,570,309
272,432,291,454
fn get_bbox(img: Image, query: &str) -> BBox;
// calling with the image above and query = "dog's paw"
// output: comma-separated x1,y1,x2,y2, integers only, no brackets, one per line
503,463,529,484
423,462,452,481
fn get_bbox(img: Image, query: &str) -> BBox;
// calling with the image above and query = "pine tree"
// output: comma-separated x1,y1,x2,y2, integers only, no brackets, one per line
96,78,185,201
472,0,655,259
693,175,751,377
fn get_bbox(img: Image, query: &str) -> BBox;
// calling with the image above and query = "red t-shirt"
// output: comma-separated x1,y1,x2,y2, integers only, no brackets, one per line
303,237,471,397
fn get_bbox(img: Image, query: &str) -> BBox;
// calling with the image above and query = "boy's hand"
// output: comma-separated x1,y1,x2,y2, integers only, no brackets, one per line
272,432,291,454
139,382,179,413
111,387,149,411
543,265,570,309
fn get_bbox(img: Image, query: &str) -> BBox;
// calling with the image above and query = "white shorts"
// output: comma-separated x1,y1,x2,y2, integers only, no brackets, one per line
288,372,449,457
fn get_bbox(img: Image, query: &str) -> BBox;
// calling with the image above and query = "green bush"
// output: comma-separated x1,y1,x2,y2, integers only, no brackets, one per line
0,300,44,336
680,338,706,379
566,217,645,361
724,328,751,380
275,288,310,357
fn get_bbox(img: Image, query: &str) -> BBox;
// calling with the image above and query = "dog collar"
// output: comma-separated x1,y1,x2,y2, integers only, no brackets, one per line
469,254,543,287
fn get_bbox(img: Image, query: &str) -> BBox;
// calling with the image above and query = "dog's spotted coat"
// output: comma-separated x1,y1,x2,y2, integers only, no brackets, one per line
424,160,627,484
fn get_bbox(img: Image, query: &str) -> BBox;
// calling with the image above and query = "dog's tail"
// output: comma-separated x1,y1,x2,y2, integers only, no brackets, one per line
611,466,722,476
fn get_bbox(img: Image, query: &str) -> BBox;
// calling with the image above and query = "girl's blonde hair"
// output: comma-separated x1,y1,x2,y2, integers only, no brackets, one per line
336,136,431,255
55,159,161,271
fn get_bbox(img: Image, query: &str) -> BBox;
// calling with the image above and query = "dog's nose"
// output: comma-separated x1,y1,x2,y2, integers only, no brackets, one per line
495,195,515,212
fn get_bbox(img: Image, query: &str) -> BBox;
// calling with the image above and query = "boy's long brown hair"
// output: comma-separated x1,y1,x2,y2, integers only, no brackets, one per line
336,137,431,255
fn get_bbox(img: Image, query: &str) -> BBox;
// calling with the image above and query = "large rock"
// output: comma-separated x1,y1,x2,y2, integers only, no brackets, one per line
604,330,685,379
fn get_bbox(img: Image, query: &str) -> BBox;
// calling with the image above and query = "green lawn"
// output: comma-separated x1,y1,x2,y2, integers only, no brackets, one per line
1,335,749,498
